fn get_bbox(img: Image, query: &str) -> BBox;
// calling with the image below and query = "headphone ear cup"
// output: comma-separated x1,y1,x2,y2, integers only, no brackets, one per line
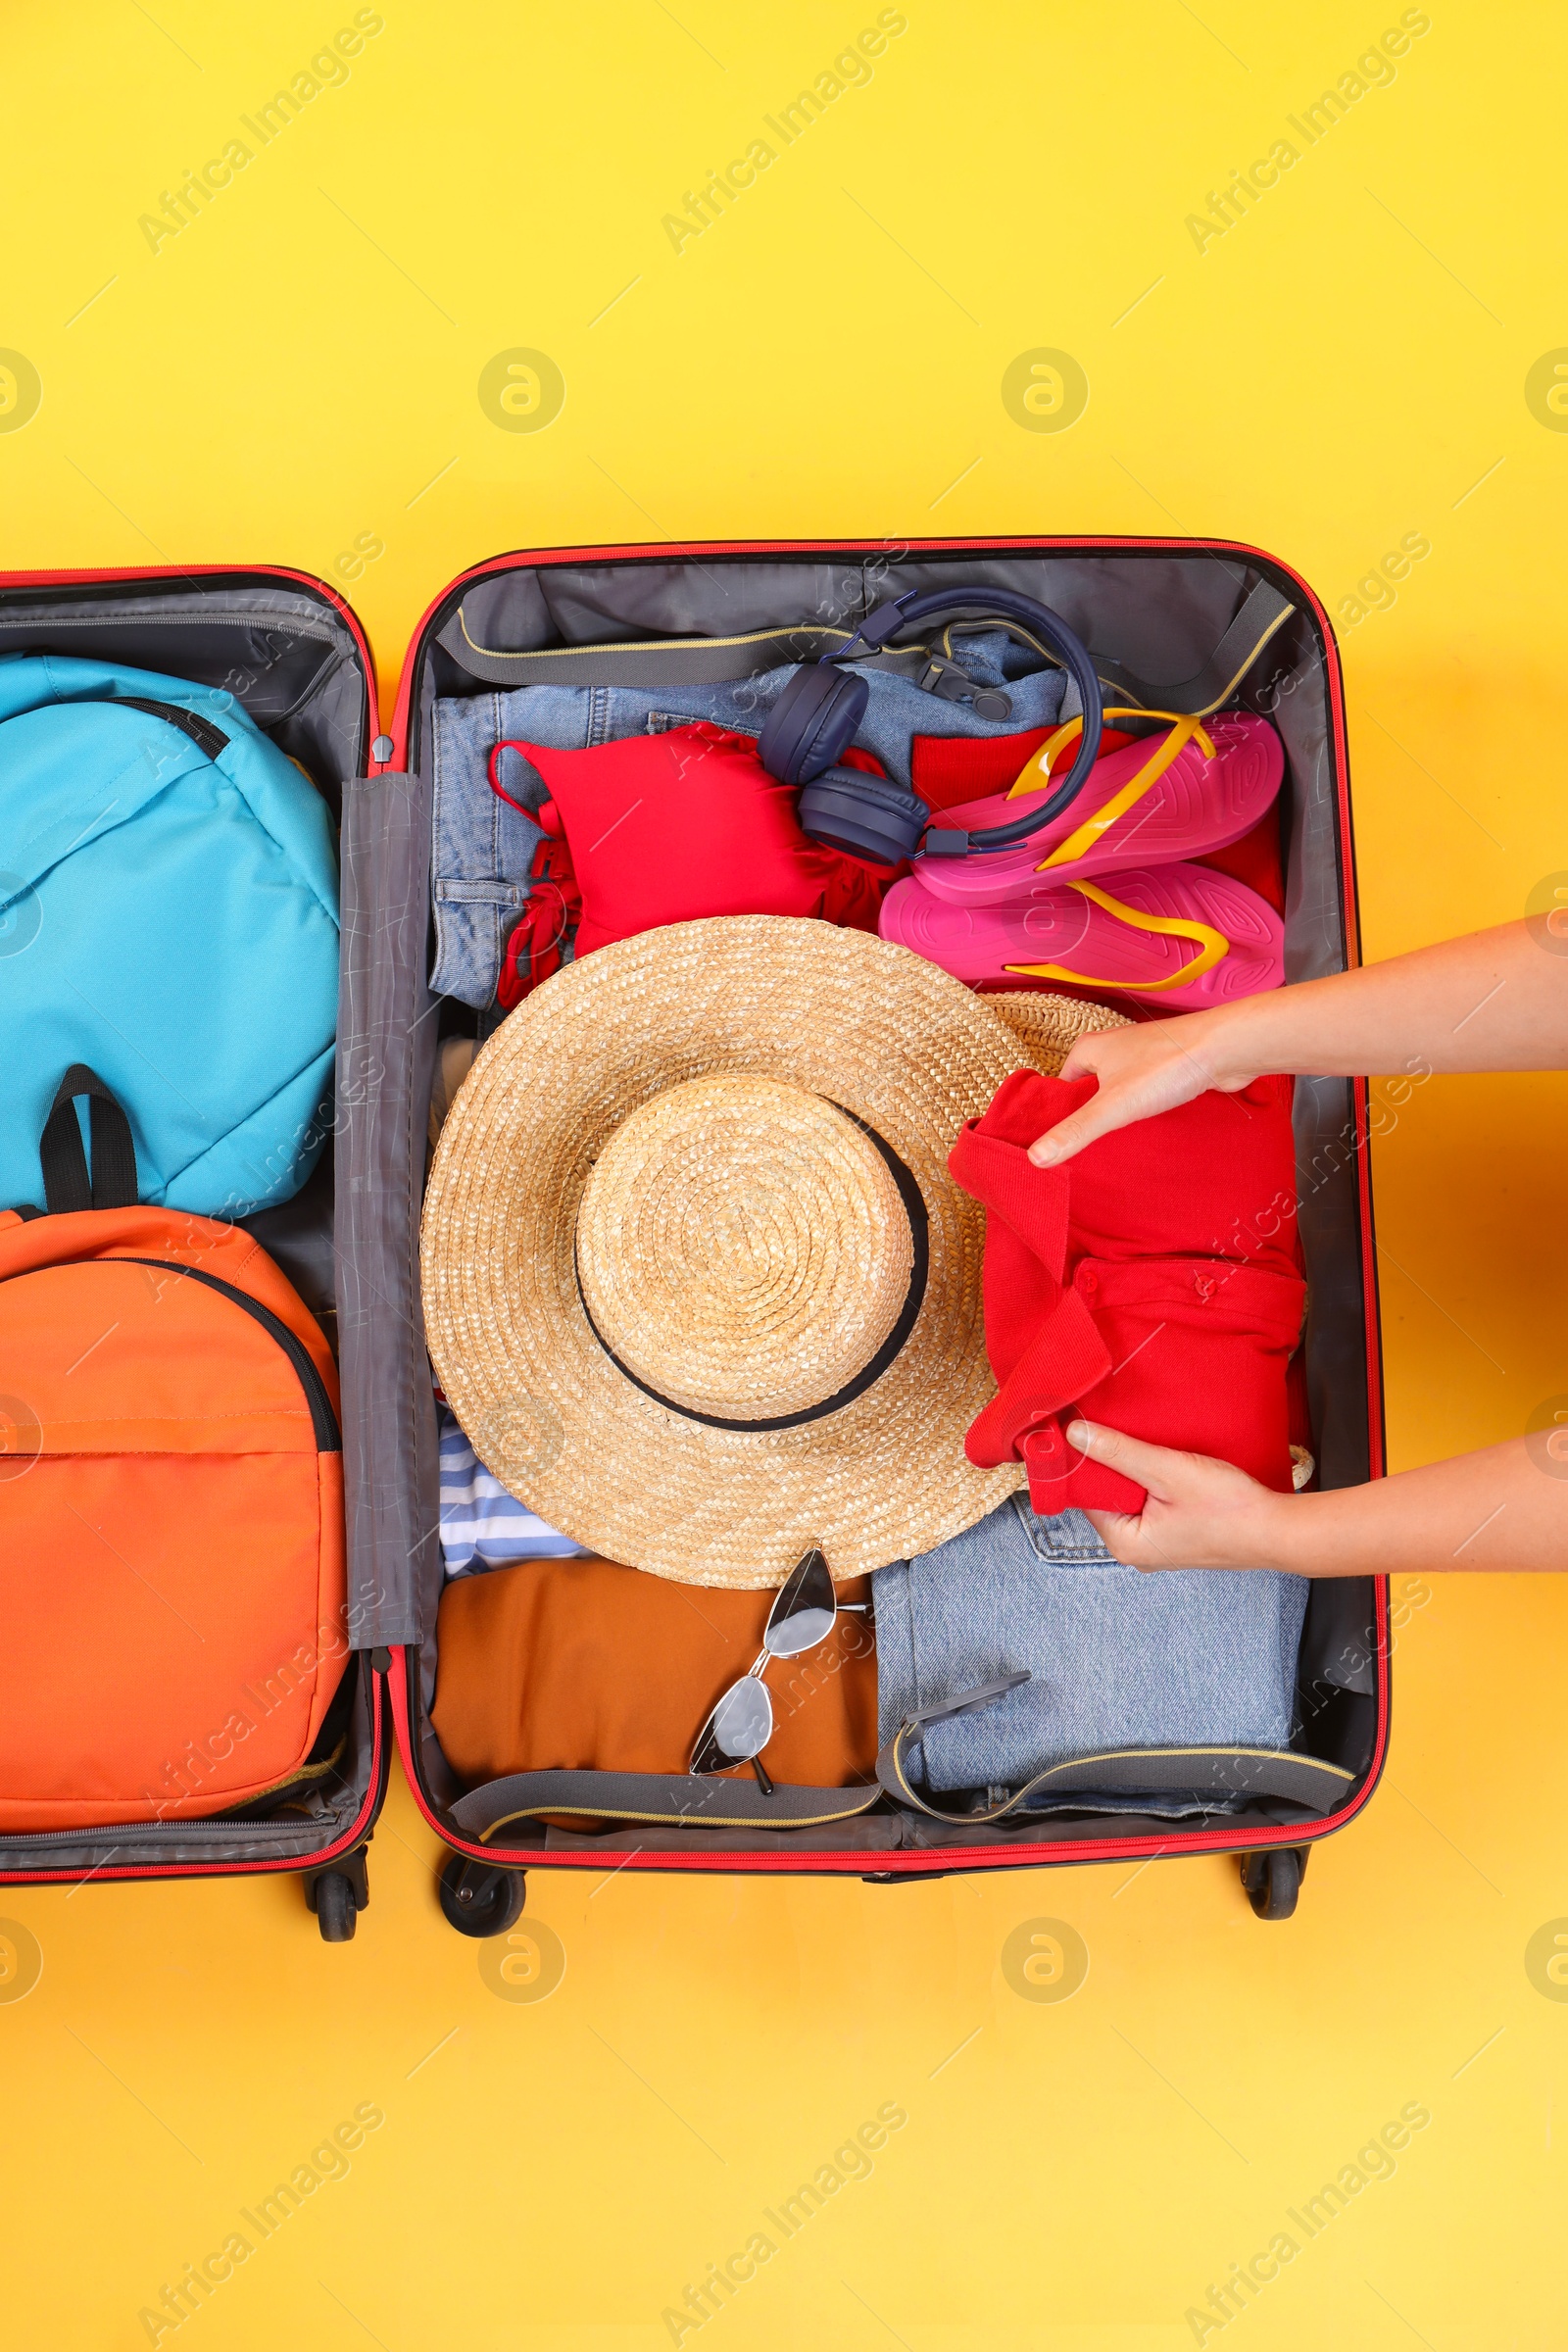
797,768,929,865
758,665,870,785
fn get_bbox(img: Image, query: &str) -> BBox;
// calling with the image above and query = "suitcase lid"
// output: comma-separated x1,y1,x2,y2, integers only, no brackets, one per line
0,564,388,1881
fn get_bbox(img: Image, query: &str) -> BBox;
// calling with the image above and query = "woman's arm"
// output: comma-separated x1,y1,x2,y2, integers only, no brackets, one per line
1066,1420,1568,1577
1031,918,1567,1167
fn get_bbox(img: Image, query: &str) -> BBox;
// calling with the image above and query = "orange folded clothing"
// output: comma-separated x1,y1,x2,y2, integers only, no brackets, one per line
431,1556,879,1788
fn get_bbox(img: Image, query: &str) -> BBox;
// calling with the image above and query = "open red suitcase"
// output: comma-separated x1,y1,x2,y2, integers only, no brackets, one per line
355,533,1391,1934
0,535,1388,1936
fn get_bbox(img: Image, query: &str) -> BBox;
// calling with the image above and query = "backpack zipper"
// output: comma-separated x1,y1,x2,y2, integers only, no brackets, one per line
3,1253,340,1451
114,1257,341,1450
112,696,229,759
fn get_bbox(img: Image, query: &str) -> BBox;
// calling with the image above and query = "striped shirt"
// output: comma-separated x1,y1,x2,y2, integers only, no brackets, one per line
438,1410,589,1578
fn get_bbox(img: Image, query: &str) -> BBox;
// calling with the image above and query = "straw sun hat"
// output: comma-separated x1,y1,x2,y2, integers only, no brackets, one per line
421,916,1127,1588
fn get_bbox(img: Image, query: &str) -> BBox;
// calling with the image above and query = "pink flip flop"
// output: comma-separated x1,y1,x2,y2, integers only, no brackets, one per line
879,860,1284,1009
914,710,1283,906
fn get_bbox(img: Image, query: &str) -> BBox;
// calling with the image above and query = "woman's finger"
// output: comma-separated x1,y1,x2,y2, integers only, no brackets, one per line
1079,1504,1144,1562
1028,1096,1122,1167
1065,1417,1190,1501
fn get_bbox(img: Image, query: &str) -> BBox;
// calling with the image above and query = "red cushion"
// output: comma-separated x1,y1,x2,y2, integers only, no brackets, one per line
518,723,890,959
949,1068,1305,1514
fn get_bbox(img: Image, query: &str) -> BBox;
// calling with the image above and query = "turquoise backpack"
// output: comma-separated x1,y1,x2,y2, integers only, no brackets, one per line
0,654,339,1219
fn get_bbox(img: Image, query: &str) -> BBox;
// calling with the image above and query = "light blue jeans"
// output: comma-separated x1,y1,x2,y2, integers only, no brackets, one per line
429,630,1068,1005
872,1494,1308,1814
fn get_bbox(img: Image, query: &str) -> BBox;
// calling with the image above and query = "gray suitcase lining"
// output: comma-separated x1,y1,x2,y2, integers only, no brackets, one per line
361,544,1384,1859
0,573,378,1876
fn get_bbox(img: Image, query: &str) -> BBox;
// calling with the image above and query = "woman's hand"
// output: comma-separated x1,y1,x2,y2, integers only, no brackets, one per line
1029,920,1568,1168
1069,1419,1568,1578
1029,1009,1258,1168
1066,1418,1303,1571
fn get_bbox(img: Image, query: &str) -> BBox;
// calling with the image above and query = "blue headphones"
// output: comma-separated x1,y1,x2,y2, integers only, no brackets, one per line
758,586,1104,864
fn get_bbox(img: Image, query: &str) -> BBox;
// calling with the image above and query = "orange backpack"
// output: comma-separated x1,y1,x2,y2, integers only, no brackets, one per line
0,1068,348,1831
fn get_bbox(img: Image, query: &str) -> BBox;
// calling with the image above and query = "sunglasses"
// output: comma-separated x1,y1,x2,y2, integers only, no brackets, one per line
689,1548,868,1793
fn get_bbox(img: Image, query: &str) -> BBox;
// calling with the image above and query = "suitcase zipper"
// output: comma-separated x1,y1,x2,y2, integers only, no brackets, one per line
11,1816,347,1844
0,607,343,645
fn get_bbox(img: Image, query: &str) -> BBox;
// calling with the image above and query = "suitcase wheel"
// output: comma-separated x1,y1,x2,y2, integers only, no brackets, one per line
311,1870,358,1942
1239,1844,1308,1921
439,1851,526,1937
305,1846,368,1942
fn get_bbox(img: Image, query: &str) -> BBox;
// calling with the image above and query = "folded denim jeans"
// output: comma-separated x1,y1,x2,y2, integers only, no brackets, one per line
430,631,1067,1004
872,1494,1308,1797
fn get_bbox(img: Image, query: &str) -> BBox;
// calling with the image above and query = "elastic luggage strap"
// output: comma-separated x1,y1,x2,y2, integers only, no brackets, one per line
450,1770,883,1840
439,615,864,686
876,1676,1354,1824
1091,579,1295,717
447,1726,1351,1844
435,579,1294,712
440,615,1048,696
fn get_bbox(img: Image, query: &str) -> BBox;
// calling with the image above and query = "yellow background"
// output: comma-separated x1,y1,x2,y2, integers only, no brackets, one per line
4,3,1566,2343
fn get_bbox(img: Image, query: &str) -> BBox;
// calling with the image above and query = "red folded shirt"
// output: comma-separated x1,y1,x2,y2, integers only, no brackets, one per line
949,1068,1306,1516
